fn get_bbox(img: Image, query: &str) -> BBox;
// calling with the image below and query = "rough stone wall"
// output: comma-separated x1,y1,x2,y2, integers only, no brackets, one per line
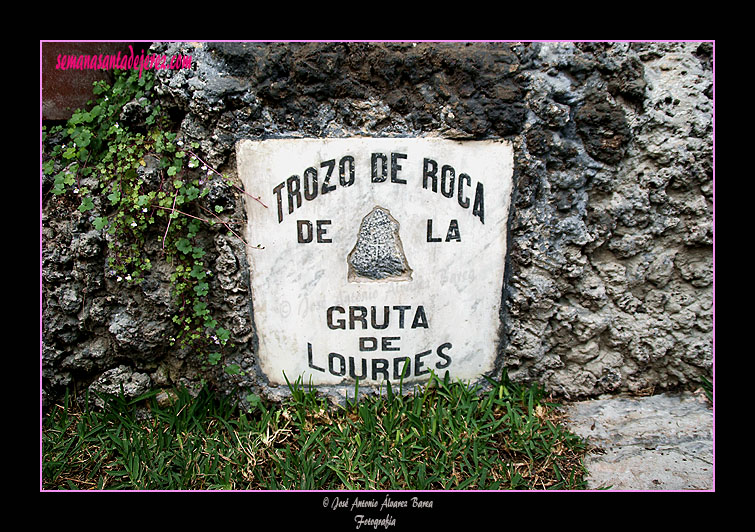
41,41,713,406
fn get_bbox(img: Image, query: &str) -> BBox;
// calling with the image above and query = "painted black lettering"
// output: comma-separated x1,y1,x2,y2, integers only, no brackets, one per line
423,158,438,191
371,306,389,329
381,337,400,351
371,153,388,183
457,173,471,208
426,219,442,242
327,306,346,330
273,182,285,223
350,306,368,329
320,159,336,194
349,357,367,379
446,219,461,242
372,358,390,381
359,337,377,351
393,305,411,328
339,156,355,187
414,350,432,376
307,343,325,372
411,306,429,329
393,356,411,380
391,153,407,184
286,175,301,215
303,167,318,201
297,220,313,243
316,220,332,243
473,182,485,224
436,342,452,369
441,165,455,198
329,352,346,376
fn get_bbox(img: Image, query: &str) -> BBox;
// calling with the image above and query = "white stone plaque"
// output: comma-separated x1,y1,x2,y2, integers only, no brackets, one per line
237,138,513,387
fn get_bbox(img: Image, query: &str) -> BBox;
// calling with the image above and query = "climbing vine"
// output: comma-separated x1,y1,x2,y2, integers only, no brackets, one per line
42,69,250,371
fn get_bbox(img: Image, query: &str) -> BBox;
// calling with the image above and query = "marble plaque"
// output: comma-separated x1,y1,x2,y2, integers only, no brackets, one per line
237,138,513,387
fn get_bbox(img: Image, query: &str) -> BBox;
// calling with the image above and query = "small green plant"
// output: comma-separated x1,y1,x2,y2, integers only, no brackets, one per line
700,376,713,403
43,69,249,369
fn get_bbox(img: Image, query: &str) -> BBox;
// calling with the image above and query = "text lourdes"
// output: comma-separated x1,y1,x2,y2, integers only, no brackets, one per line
307,304,453,381
272,152,485,224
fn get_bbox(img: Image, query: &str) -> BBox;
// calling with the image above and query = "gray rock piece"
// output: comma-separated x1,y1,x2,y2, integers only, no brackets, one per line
86,365,152,410
564,391,714,490
347,206,412,282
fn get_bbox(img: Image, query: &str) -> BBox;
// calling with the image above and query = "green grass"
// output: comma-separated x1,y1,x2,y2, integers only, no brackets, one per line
41,371,589,490
700,376,713,404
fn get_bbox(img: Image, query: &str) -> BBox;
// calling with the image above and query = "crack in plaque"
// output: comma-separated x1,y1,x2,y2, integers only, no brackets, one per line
347,206,412,282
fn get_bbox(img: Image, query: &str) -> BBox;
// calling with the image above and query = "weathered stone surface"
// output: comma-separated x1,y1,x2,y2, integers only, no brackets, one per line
574,89,631,164
564,391,713,490
42,41,713,408
86,365,152,409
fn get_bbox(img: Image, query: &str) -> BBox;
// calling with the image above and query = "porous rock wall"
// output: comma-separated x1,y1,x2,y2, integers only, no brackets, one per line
41,41,713,407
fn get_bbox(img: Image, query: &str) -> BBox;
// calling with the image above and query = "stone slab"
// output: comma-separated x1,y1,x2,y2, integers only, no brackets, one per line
563,392,714,490
237,137,513,387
